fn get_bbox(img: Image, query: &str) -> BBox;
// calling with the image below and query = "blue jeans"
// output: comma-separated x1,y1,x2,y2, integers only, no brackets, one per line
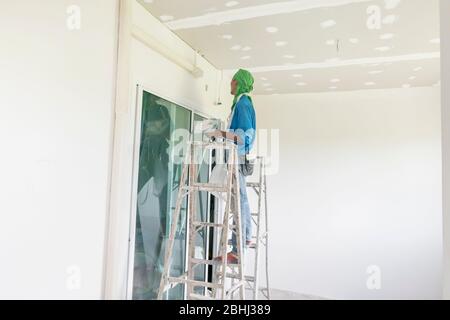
231,166,252,253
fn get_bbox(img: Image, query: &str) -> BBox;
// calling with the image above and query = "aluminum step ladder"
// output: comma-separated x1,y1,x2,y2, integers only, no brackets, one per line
245,156,271,300
157,140,245,300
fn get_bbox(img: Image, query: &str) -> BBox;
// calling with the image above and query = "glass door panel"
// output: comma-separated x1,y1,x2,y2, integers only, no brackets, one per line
132,90,191,300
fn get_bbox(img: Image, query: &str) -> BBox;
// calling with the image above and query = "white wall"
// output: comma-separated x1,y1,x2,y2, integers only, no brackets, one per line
440,0,450,300
104,0,232,298
253,87,442,299
0,0,119,299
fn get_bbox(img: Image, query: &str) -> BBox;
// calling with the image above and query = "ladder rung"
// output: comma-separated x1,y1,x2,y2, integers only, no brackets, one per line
193,221,225,228
184,185,229,193
192,141,236,150
168,276,221,289
251,231,268,240
226,237,247,245
227,238,264,248
217,272,254,283
191,258,240,267
247,182,260,188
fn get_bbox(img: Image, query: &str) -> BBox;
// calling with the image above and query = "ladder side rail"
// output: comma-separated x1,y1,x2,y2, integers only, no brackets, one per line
217,145,235,299
186,145,199,298
252,158,264,300
157,143,192,300
263,158,271,300
233,148,245,300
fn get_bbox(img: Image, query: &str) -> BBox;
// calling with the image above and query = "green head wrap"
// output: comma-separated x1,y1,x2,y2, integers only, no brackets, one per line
232,69,254,110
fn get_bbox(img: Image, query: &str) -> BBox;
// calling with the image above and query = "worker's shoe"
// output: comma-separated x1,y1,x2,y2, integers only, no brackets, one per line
246,240,255,248
214,252,239,265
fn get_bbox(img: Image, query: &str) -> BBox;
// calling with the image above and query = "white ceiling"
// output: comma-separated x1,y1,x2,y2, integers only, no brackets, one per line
138,0,441,94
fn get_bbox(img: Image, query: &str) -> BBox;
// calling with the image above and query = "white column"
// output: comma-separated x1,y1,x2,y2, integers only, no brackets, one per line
103,0,133,300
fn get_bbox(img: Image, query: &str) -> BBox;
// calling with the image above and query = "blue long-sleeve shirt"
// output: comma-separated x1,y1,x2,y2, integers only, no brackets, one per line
228,95,256,155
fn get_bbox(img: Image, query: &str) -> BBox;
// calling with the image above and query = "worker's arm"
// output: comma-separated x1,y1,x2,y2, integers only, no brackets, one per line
206,130,243,144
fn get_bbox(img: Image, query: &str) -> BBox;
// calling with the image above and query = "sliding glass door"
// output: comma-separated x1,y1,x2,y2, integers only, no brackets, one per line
131,90,191,300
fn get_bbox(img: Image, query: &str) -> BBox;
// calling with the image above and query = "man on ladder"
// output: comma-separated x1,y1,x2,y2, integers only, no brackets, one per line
158,69,257,300
208,69,257,264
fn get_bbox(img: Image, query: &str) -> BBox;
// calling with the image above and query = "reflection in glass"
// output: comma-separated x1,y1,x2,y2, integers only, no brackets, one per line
132,91,191,300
